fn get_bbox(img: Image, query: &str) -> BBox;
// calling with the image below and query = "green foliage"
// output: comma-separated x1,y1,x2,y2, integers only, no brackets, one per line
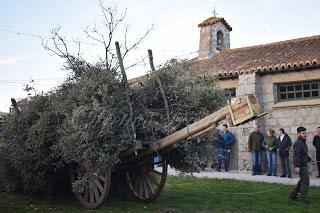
52,65,133,169
0,95,62,193
0,58,225,195
132,59,225,172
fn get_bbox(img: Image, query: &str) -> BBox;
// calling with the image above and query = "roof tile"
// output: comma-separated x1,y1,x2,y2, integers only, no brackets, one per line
191,35,320,78
198,17,232,31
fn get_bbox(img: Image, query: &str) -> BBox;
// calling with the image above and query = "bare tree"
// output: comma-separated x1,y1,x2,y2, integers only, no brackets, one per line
84,0,153,71
43,1,153,75
42,2,155,146
42,26,86,76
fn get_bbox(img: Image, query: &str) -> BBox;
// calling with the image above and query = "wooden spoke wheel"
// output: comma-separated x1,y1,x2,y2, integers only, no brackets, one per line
126,157,168,202
69,161,111,209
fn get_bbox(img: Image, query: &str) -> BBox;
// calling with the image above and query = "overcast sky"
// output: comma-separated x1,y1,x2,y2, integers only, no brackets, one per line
1,0,320,112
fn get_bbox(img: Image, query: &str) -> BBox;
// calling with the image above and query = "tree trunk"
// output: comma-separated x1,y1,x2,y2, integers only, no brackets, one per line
115,41,136,142
148,49,170,122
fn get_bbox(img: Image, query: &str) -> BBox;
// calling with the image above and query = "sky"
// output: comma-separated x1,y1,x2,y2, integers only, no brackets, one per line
1,0,320,112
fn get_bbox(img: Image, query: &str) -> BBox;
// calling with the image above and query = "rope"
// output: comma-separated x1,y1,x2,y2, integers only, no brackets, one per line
217,182,293,195
205,156,320,195
186,125,192,137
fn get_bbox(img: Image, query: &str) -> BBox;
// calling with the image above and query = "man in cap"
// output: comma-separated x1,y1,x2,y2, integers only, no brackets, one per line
290,126,312,204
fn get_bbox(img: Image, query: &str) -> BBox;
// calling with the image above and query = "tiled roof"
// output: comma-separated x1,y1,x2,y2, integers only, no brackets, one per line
198,17,232,31
192,35,320,78
128,35,320,83
128,74,149,85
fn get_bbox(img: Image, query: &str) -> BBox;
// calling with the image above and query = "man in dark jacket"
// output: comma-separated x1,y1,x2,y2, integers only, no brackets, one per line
220,124,234,172
248,124,264,175
277,128,292,178
312,127,320,178
290,126,312,204
212,130,225,172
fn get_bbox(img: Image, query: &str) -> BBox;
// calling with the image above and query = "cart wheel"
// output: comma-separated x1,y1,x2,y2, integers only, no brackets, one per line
69,161,111,209
126,157,168,202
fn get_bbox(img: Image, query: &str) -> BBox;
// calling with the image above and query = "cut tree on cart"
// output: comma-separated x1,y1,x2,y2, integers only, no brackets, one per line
68,44,267,209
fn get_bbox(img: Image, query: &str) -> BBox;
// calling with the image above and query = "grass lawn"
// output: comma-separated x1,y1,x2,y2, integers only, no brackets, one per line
0,176,319,213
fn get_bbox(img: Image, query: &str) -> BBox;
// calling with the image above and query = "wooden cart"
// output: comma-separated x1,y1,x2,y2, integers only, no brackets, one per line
69,94,267,209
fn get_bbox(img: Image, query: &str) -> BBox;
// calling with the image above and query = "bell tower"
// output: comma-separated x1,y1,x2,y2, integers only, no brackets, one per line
198,11,232,59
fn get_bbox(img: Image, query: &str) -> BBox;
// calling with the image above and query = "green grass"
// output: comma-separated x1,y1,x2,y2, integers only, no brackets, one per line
1,176,319,213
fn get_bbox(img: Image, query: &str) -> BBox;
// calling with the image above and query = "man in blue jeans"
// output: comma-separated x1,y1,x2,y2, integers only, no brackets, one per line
277,128,292,178
220,124,234,172
248,124,264,175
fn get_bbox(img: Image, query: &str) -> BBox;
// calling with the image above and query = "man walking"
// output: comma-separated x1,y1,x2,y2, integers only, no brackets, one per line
220,124,234,172
290,126,312,204
312,127,320,178
277,128,292,178
248,124,264,175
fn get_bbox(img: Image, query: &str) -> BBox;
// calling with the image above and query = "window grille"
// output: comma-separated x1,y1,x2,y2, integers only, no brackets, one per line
277,80,320,101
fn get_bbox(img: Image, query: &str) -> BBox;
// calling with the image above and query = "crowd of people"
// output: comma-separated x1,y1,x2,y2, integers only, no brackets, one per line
248,125,294,177
248,125,320,178
211,124,320,204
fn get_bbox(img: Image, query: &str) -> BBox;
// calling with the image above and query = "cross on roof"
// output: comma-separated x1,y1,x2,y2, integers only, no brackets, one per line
212,6,218,17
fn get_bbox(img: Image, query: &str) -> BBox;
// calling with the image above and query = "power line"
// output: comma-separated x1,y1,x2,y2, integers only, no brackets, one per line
173,50,198,58
0,28,99,46
131,48,198,53
153,50,198,66
0,81,24,84
0,80,58,86
0,77,66,82
0,28,200,54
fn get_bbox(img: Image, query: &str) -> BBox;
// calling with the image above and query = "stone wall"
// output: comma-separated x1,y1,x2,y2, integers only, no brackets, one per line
214,73,260,171
235,73,264,171
258,69,320,177
198,22,230,59
210,22,230,52
222,69,320,177
218,78,238,89
198,25,212,59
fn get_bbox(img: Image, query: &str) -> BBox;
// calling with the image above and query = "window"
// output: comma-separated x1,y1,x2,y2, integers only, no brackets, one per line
225,88,236,98
225,88,236,104
277,80,320,101
217,31,224,50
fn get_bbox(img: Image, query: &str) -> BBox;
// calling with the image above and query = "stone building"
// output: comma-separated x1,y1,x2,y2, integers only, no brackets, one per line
194,16,320,175
128,16,320,176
